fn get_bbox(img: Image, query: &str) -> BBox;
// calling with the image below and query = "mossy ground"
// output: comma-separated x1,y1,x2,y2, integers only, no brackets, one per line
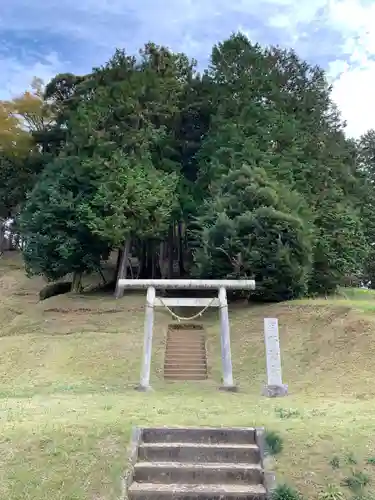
0,253,375,499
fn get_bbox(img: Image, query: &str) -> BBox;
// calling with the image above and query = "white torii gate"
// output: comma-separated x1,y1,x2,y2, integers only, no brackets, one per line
117,279,256,391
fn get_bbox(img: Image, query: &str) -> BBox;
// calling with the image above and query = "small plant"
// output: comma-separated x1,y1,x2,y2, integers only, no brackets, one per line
342,471,370,492
330,455,341,469
310,408,327,417
271,483,303,500
318,484,345,500
265,430,284,456
366,457,375,465
351,495,375,500
274,407,301,419
345,452,358,465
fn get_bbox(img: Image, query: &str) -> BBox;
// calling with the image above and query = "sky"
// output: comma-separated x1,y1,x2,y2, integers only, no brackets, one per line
0,0,374,139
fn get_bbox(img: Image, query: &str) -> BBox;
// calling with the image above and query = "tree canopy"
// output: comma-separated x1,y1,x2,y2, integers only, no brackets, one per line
0,33,372,298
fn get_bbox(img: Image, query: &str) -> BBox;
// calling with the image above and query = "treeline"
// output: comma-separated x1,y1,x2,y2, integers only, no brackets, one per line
1,33,375,301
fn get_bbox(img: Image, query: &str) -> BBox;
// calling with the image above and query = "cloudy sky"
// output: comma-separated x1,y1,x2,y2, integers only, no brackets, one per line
0,0,374,138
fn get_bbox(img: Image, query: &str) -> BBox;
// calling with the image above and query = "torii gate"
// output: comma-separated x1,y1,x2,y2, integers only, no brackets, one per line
116,279,256,391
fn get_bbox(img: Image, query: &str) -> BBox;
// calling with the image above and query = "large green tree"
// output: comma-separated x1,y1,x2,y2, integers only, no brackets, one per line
16,34,374,299
194,32,368,296
19,155,110,285
19,45,182,286
19,151,177,288
194,164,312,301
355,130,375,287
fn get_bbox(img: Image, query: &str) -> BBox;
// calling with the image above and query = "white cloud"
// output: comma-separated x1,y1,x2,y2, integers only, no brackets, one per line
264,0,375,137
331,63,375,138
0,53,66,100
324,0,375,137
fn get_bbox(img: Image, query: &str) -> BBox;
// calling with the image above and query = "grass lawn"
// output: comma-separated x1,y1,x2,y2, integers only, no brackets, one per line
1,253,375,499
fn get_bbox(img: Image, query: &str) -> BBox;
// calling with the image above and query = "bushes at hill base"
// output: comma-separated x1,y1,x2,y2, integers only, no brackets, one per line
193,165,312,302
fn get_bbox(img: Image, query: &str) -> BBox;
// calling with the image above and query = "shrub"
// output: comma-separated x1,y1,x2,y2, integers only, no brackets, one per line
194,165,313,302
342,471,370,492
329,456,340,469
318,484,345,500
264,430,284,456
345,452,357,465
271,483,303,500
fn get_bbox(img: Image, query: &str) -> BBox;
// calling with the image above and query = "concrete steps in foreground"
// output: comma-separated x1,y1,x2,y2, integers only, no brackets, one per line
127,427,271,500
134,461,264,484
138,442,261,464
129,482,266,499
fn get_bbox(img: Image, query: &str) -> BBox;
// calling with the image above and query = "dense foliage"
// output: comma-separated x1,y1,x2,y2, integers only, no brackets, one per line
1,33,374,298
193,165,312,301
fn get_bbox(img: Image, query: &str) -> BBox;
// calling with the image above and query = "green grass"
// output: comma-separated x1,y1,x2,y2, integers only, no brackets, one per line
296,286,375,313
1,253,375,499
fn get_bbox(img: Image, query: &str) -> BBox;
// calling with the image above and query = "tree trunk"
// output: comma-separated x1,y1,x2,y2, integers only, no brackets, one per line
168,225,174,279
114,248,123,281
0,222,4,255
149,240,160,279
177,221,184,276
71,272,82,292
138,241,146,278
159,241,167,278
139,240,157,279
115,239,130,298
152,244,156,279
15,233,21,250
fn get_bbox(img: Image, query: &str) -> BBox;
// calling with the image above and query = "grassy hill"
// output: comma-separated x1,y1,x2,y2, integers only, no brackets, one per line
1,253,375,499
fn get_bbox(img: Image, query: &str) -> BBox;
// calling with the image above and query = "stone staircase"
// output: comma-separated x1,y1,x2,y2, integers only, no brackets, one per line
163,324,208,381
126,427,271,499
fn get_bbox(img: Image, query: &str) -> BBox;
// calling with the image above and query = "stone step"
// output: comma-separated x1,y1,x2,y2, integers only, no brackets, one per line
166,341,205,346
167,332,205,338
165,358,205,364
166,344,205,351
128,482,267,499
164,362,206,369
167,333,204,338
134,462,263,485
165,346,205,353
164,362,207,370
165,351,206,359
164,363,206,370
164,373,207,381
165,353,206,358
142,428,257,445
167,332,204,337
164,359,206,365
167,336,206,345
165,348,206,359
167,334,205,339
138,442,261,464
167,333,205,337
168,328,204,334
164,367,207,374
165,349,205,354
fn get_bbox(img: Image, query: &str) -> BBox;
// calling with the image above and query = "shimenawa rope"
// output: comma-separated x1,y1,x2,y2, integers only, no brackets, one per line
157,296,218,322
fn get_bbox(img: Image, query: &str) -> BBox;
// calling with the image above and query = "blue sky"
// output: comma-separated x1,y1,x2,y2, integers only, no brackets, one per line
0,0,374,138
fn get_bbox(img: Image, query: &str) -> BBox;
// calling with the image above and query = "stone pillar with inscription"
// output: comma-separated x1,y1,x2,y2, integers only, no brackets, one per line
262,318,288,397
